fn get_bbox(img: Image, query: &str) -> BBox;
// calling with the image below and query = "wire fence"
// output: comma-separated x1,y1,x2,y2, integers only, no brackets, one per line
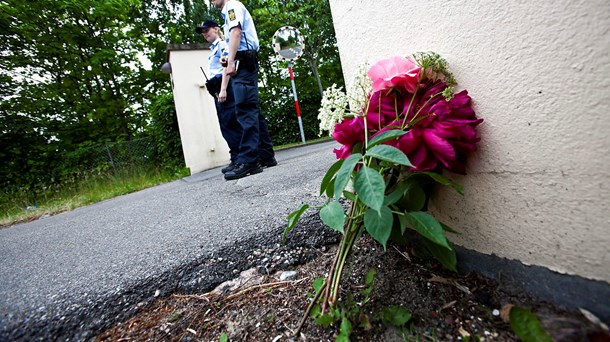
0,137,160,216
63,137,157,174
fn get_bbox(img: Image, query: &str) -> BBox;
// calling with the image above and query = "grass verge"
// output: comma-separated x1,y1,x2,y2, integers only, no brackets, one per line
0,165,189,228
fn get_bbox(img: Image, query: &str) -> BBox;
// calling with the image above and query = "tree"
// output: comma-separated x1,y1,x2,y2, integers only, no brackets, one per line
1,0,148,193
0,0,212,192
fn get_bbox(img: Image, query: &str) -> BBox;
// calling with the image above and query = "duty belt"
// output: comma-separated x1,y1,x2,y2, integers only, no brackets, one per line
235,50,258,61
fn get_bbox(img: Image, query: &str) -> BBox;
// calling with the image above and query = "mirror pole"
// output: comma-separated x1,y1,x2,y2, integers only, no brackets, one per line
289,61,306,144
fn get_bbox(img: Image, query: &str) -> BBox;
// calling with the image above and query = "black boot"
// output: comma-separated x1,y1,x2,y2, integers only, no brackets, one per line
259,157,278,168
224,163,263,180
221,162,237,174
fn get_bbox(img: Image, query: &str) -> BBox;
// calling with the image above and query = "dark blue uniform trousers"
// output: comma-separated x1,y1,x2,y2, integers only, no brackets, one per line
214,78,242,163
230,66,275,165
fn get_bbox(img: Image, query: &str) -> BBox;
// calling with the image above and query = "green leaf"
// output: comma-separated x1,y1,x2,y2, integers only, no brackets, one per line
342,191,357,202
366,144,412,166
405,212,450,249
313,277,325,294
422,239,457,272
326,178,337,198
421,171,464,195
333,153,362,200
354,166,386,211
335,334,349,342
319,159,343,196
339,317,352,338
509,307,553,342
219,332,228,342
282,204,310,243
396,181,426,211
367,129,406,147
365,268,377,287
384,182,409,206
441,222,460,234
361,268,377,297
316,313,336,328
309,304,322,318
381,306,412,327
364,206,393,249
397,213,408,235
320,200,346,233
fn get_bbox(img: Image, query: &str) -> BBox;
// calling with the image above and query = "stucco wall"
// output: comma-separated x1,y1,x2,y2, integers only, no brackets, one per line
329,1,610,282
168,46,231,174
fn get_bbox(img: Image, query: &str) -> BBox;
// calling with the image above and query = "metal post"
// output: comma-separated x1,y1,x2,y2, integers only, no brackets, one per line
289,62,306,144
105,142,117,173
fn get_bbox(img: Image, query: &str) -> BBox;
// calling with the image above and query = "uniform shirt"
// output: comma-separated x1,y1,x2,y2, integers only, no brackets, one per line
209,37,228,78
221,0,259,52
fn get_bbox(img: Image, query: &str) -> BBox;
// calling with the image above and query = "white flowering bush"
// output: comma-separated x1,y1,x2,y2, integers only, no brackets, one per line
317,84,348,136
318,63,372,136
346,62,372,113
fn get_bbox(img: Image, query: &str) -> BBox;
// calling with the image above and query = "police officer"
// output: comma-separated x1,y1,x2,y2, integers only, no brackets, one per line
196,19,242,173
213,0,277,181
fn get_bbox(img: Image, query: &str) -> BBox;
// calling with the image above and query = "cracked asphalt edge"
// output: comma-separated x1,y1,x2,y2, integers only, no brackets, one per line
1,212,339,342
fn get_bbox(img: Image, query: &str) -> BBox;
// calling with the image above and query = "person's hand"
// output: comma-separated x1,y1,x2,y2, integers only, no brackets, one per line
226,60,236,76
218,89,227,103
220,57,228,68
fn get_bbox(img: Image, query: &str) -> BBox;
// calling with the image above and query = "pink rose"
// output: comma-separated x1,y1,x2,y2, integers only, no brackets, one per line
368,56,422,93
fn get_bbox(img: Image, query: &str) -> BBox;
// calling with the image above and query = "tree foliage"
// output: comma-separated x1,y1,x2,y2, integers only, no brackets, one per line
148,92,184,171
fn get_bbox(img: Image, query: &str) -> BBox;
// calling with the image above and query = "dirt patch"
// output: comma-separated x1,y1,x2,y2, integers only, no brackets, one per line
94,234,607,342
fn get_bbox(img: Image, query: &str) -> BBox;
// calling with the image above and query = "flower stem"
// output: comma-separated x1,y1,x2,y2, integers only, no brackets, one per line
395,94,399,122
330,215,362,305
402,83,420,130
322,234,343,313
405,91,442,129
323,198,363,310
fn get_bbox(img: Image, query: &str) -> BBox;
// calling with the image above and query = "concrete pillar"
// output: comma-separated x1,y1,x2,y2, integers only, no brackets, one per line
166,44,231,174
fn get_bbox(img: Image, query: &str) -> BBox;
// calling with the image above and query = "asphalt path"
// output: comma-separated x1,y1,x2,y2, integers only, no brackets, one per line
0,140,339,341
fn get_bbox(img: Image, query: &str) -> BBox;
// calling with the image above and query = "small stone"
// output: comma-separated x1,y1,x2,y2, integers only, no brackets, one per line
279,271,297,281
154,289,160,297
492,309,500,316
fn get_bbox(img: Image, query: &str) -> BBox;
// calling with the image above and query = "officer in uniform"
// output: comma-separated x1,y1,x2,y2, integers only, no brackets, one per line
196,19,242,172
213,0,277,180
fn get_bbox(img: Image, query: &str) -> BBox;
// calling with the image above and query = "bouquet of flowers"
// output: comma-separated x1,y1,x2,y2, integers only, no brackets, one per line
286,52,483,317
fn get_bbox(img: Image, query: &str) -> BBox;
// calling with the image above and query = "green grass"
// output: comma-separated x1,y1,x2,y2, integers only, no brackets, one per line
0,165,189,228
275,136,332,150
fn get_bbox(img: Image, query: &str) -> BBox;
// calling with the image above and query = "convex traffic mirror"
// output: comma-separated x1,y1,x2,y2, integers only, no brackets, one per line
272,26,305,61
